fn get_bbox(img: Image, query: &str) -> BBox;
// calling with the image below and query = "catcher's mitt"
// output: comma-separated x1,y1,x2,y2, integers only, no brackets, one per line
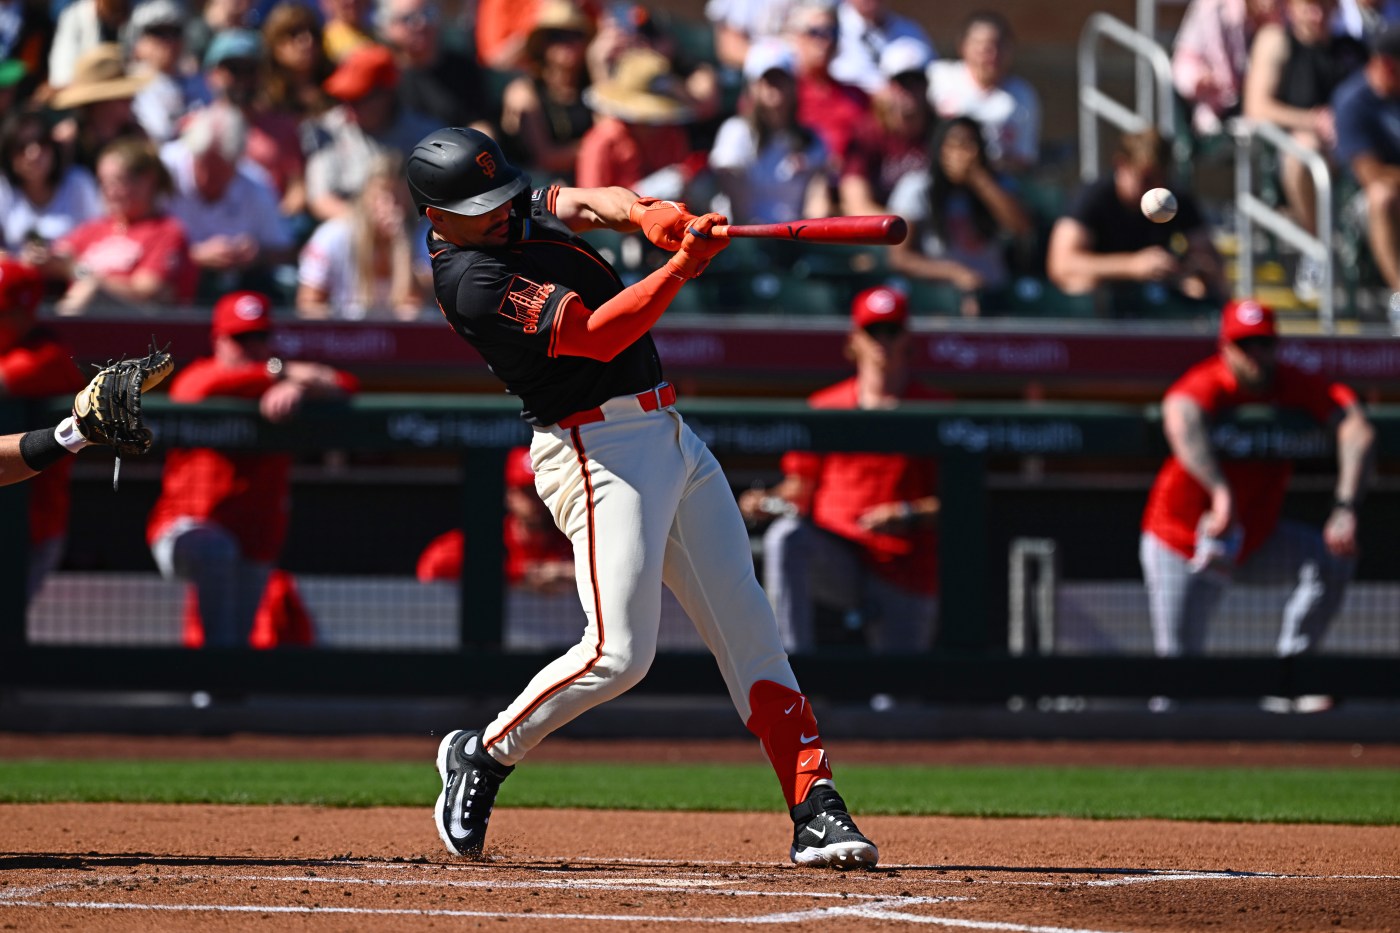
73,343,174,458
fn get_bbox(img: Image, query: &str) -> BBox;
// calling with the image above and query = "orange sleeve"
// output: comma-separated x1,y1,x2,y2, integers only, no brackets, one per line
552,264,686,361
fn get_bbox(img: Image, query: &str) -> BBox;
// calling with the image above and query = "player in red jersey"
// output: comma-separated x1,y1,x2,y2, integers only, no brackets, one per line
1140,298,1374,667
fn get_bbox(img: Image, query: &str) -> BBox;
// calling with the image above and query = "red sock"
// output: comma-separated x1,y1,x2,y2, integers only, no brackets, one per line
745,680,833,809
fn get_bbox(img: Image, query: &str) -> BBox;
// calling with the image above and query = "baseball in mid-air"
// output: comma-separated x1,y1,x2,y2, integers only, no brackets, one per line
1140,187,1178,223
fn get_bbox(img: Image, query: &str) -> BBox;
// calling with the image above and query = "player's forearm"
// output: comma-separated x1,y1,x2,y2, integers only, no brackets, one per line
552,265,686,361
554,186,644,232
0,433,39,486
1163,394,1227,492
1334,407,1376,505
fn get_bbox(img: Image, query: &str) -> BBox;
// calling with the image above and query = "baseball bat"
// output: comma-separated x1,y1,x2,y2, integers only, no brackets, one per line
709,215,907,246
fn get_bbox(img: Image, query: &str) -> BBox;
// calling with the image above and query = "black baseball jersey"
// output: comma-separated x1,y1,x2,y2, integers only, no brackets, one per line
430,187,664,426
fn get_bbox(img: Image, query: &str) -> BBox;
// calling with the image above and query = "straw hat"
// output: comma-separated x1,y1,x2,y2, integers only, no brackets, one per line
50,44,151,110
582,48,695,125
525,0,594,61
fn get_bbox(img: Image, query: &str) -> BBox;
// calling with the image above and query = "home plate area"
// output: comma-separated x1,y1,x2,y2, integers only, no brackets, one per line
1,853,1395,932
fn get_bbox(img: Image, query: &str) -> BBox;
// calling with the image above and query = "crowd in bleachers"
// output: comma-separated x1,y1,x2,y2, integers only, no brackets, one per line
2,0,1400,321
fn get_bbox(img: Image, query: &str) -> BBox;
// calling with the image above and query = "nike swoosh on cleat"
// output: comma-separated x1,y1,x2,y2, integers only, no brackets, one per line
809,825,827,840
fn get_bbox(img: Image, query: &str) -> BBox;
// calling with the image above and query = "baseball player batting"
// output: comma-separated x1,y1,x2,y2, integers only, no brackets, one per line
409,127,877,869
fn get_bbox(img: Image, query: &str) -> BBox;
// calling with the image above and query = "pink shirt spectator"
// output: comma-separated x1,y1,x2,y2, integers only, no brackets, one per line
1172,0,1278,135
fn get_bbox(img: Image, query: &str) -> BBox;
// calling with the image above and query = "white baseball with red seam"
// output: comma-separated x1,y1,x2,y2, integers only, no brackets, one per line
1140,187,1178,223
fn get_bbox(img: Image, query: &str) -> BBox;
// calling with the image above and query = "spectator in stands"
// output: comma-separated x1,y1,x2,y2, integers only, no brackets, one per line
787,0,870,173
576,46,702,199
1140,299,1374,686
320,0,373,61
1333,0,1400,40
202,28,308,221
1046,129,1225,313
706,0,797,74
838,36,934,216
887,115,1031,317
378,0,493,134
709,40,833,225
828,0,933,96
296,152,427,319
184,0,260,74
476,0,597,71
48,0,131,90
500,0,596,184
47,43,150,172
129,0,206,143
927,11,1041,175
51,136,196,312
303,42,437,221
416,446,575,593
147,290,358,648
0,256,86,595
1332,24,1400,318
262,1,334,119
0,0,54,101
0,60,29,121
160,101,294,301
586,2,721,125
1172,0,1280,137
739,286,944,654
0,111,102,262
1243,0,1367,302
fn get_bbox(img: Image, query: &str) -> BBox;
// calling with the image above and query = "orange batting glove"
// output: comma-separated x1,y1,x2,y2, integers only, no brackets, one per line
665,213,729,279
628,197,698,252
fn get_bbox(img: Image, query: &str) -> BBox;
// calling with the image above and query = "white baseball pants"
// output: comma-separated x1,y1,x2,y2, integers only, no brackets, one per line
481,395,800,765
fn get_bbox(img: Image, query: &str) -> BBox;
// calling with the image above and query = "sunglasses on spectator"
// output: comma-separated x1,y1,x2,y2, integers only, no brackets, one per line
863,322,905,340
393,9,438,27
541,27,585,43
219,59,260,75
145,24,184,39
800,26,837,40
1232,336,1277,353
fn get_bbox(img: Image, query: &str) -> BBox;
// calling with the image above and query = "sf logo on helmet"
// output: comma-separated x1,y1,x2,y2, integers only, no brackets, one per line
476,152,497,179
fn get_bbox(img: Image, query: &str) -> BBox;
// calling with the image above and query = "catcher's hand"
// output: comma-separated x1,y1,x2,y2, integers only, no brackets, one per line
72,343,174,457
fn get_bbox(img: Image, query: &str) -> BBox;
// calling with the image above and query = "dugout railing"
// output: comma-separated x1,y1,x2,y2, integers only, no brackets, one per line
1,396,1396,705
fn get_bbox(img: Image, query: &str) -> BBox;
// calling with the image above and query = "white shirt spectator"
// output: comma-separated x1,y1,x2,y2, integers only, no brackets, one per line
159,141,291,253
927,59,1041,170
704,0,797,45
0,166,102,252
297,215,431,319
708,115,831,225
828,0,933,95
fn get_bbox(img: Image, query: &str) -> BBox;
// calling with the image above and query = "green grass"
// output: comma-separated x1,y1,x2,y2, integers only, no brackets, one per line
1,760,1396,825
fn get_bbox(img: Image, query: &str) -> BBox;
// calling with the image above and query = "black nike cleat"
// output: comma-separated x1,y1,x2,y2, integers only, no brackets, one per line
434,729,514,856
789,787,878,869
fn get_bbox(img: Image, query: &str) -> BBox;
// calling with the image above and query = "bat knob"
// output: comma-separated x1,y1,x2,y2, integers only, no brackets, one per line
884,216,908,245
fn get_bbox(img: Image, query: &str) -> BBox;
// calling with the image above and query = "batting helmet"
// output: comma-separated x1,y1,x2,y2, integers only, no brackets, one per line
407,127,530,217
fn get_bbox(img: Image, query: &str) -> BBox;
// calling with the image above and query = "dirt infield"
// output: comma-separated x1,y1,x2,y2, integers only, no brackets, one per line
1,736,1397,932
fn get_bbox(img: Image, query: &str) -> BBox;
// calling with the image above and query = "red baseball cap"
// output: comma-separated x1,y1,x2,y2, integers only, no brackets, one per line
0,258,44,316
324,43,399,102
851,286,908,330
504,446,536,489
1219,298,1277,343
211,290,274,339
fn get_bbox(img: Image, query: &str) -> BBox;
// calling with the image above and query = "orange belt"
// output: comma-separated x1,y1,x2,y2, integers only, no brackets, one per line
556,383,677,429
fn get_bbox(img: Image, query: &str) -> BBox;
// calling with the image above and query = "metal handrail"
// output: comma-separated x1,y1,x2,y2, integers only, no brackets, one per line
1078,12,1175,181
1230,117,1336,331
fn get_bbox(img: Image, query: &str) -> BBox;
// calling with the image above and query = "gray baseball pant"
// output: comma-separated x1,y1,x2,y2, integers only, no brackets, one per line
1139,520,1354,657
